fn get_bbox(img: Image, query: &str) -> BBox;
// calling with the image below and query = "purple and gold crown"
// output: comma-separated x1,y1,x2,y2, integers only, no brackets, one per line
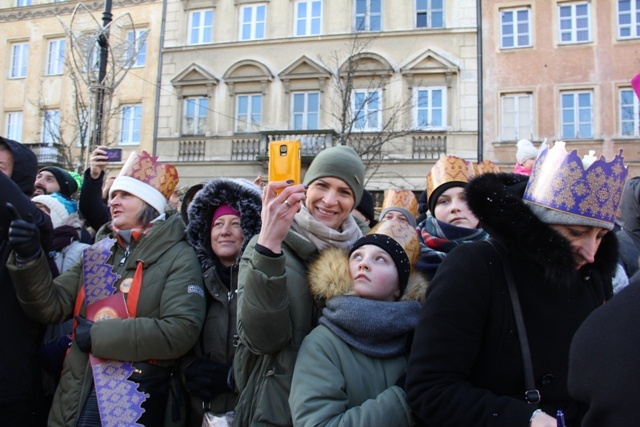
523,141,628,229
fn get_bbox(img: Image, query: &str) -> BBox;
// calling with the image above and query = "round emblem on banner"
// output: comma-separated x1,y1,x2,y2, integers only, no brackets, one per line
120,278,133,293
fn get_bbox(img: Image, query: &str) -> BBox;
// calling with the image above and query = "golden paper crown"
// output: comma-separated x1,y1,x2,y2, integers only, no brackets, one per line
426,155,499,201
367,220,420,268
381,189,419,219
523,141,628,228
118,151,179,199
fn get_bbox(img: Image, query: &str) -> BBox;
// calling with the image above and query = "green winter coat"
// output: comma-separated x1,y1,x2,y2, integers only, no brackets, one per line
8,213,206,427
234,217,369,427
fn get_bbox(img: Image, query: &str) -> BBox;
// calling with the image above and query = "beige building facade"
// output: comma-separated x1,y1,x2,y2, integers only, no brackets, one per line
482,0,640,175
0,0,163,173
157,0,480,191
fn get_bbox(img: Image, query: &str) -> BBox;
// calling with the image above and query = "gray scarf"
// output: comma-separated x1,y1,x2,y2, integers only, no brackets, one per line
320,296,421,358
291,204,362,251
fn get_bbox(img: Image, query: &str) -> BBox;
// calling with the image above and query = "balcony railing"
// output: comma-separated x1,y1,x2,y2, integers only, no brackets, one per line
23,142,67,167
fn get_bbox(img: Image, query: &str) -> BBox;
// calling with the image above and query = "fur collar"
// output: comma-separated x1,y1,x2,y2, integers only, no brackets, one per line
466,173,619,287
185,178,262,271
308,247,429,303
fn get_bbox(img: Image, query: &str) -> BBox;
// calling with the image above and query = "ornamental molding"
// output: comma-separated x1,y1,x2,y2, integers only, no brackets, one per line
0,0,157,22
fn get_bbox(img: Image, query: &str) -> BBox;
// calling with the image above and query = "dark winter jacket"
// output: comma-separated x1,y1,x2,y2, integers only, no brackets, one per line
616,176,640,278
7,213,205,427
406,173,617,427
78,169,111,232
182,178,261,425
0,137,53,419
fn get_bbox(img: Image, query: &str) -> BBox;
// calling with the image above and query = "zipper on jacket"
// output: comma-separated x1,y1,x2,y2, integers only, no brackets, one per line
119,245,130,267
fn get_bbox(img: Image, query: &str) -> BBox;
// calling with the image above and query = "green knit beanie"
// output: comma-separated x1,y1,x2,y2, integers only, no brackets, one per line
303,145,365,205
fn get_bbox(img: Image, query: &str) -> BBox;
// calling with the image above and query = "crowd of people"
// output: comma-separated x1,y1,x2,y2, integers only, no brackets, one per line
1,135,638,427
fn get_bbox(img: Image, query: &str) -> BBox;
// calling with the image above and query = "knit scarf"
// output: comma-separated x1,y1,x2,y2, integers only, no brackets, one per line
417,214,489,279
319,296,421,358
291,204,362,251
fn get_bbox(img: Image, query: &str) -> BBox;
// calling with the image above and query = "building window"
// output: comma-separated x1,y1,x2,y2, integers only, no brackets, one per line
126,30,147,67
559,2,591,43
355,0,381,32
10,43,28,79
236,94,262,133
291,92,319,130
17,0,31,6
620,88,640,136
501,7,531,48
46,38,66,76
501,93,533,141
618,0,640,39
119,104,142,145
183,97,209,135
561,91,593,139
240,4,266,41
42,110,61,144
414,87,446,130
416,0,443,29
352,89,381,131
188,9,213,45
5,112,23,142
295,0,322,36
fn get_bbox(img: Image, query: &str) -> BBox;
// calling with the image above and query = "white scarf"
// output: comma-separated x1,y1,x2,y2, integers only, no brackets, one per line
291,204,362,252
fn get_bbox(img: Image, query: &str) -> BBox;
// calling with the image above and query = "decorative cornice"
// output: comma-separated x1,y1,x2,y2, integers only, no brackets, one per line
0,0,158,23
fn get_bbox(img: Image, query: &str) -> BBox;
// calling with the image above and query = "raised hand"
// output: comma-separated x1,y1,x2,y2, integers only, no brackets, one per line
6,202,42,262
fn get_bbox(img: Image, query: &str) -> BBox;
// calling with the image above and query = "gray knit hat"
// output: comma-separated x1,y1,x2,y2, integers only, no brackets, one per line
303,145,365,206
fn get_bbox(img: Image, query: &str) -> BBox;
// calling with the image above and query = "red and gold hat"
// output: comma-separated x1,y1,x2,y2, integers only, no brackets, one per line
110,151,179,214
426,155,499,213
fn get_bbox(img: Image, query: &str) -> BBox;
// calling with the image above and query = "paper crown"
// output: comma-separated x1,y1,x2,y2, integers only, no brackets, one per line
110,151,179,214
381,189,419,219
523,141,628,229
366,220,420,268
426,156,500,197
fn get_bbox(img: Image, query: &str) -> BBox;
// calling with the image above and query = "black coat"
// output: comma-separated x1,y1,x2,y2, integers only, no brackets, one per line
616,176,640,278
406,173,617,427
0,137,53,423
78,168,111,232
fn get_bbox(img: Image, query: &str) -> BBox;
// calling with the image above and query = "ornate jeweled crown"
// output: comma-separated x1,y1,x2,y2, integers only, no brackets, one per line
523,141,628,227
119,151,179,199
426,156,499,197
381,189,419,218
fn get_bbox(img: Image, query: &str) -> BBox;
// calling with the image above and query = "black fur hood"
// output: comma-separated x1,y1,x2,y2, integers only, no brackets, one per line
466,173,619,287
186,178,262,271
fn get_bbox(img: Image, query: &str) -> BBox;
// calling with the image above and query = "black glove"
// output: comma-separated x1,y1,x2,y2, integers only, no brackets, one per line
183,357,232,400
6,202,42,262
75,316,94,353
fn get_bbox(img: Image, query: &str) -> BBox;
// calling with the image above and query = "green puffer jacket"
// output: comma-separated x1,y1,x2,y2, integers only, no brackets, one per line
234,218,369,427
8,213,206,427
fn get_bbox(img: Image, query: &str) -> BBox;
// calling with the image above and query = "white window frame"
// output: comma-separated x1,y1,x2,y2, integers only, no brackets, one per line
46,38,66,76
561,91,593,139
416,0,444,29
188,9,214,45
618,0,640,39
291,91,320,130
183,97,209,135
126,29,148,67
414,87,447,130
119,104,142,145
10,43,29,79
558,2,592,44
240,4,266,41
295,0,322,36
352,89,382,132
235,94,262,133
355,0,381,32
5,112,23,142
500,93,533,141
619,88,640,136
42,110,61,145
500,7,531,49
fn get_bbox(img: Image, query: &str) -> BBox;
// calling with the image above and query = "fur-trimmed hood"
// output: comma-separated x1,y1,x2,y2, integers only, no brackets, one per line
466,173,619,287
308,246,429,303
186,178,262,271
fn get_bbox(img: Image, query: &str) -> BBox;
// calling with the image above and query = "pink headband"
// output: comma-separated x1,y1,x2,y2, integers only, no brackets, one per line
211,204,240,227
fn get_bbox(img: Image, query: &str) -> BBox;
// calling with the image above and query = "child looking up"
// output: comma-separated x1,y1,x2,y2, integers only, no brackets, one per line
289,220,428,426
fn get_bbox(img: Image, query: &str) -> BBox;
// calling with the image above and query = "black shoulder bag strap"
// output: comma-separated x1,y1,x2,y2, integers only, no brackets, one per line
486,239,541,405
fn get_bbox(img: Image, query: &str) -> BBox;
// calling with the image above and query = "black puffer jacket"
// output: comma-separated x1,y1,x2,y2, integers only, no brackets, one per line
182,178,262,425
406,173,617,427
616,176,640,279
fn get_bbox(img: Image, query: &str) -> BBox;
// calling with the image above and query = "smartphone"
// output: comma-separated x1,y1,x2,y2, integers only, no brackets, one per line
104,148,122,162
268,140,301,188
